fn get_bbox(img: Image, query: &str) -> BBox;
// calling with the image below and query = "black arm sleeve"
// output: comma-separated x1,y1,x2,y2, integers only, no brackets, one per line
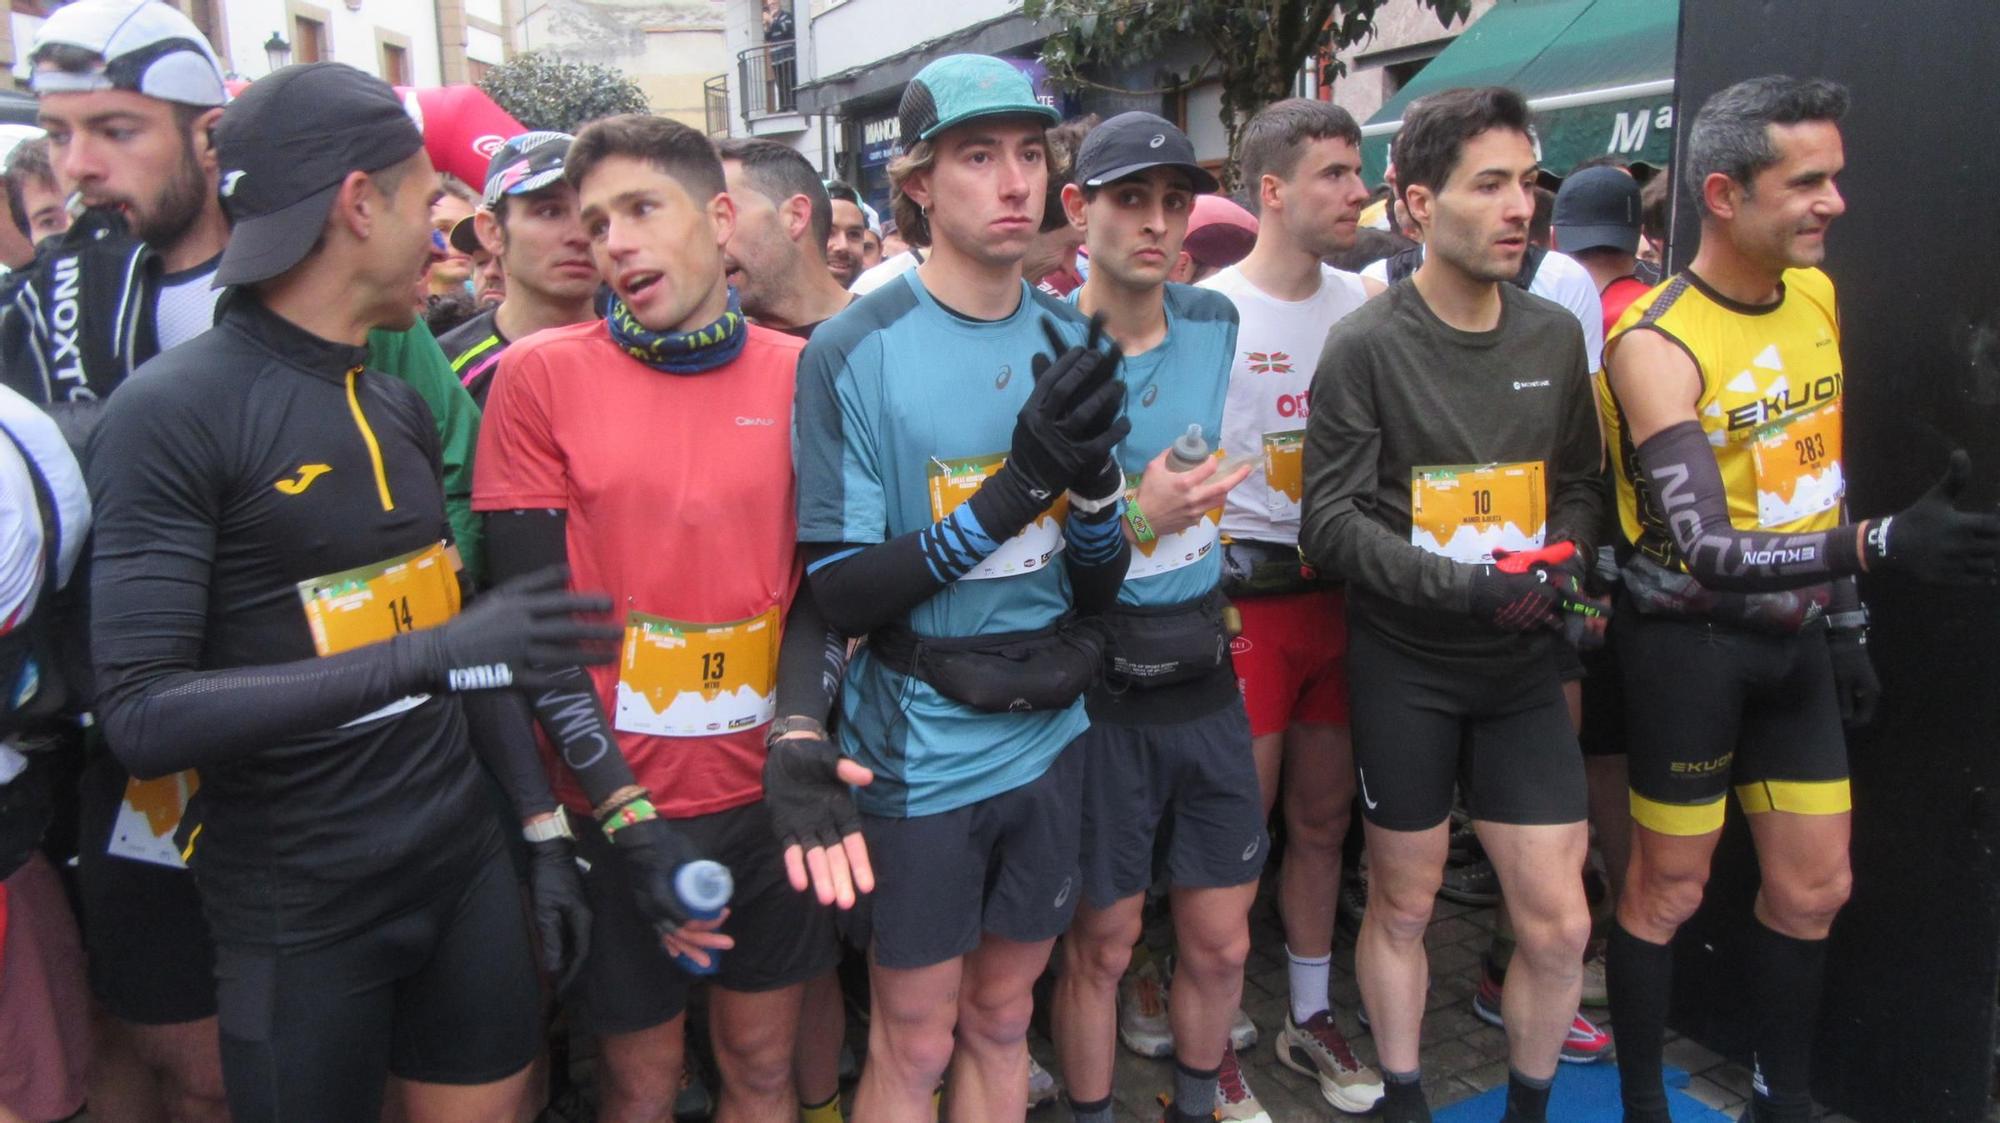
1060,504,1129,616
460,688,558,819
483,508,639,808
773,568,847,725
1634,420,1862,591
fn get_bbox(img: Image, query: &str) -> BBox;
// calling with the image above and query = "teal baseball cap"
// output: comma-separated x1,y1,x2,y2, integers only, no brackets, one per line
899,54,1060,144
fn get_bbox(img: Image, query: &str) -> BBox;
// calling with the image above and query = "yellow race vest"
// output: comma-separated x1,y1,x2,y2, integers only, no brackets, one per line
1597,268,1845,572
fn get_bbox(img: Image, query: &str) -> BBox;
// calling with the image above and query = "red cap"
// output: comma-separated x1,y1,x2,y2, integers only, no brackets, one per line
1182,194,1257,270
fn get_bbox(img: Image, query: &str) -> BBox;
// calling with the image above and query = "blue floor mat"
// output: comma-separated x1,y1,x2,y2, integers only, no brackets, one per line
1434,1064,1734,1122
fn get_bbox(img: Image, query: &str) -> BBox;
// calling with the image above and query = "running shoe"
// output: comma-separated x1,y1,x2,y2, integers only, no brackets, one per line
1471,972,1615,1064
1119,956,1174,1058
1214,1043,1272,1123
1027,1055,1059,1109
1275,1010,1385,1113
1121,954,1260,1056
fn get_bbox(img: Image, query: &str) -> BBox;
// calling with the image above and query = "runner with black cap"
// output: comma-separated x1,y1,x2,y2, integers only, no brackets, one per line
0,6,495,1119
86,61,616,1121
436,130,599,407
1041,110,1270,1123
785,52,1131,1120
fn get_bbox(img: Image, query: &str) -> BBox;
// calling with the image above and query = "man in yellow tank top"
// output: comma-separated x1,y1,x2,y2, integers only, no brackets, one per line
1596,76,2000,1123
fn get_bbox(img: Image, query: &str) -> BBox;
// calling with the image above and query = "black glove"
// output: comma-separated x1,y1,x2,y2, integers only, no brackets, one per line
609,814,703,935
398,566,620,692
1863,450,2000,584
763,733,861,855
526,833,592,992
969,316,1130,535
1826,627,1880,727
1468,565,1565,632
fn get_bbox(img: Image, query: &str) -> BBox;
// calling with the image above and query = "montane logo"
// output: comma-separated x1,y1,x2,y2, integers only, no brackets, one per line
1513,379,1551,390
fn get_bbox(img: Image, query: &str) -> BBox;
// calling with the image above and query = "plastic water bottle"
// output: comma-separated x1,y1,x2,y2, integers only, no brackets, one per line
670,860,733,976
1167,423,1209,472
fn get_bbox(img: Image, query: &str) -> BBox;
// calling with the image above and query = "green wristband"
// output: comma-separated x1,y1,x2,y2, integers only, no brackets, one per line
600,796,659,839
1125,502,1157,544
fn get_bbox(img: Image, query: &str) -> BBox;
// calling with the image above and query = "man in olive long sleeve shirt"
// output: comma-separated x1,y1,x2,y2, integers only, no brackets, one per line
1298,87,1604,1123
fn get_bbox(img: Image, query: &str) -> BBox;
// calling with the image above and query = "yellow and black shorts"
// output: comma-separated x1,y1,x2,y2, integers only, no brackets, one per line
1612,606,1851,837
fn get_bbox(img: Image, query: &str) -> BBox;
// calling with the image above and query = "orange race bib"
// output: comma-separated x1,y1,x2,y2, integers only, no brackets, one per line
1262,430,1305,513
1410,462,1546,564
107,771,200,869
614,606,780,737
297,541,460,726
927,453,1067,580
297,541,461,656
1751,399,1845,528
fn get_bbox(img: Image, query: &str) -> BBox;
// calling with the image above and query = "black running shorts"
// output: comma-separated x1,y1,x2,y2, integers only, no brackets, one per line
861,741,1084,970
1347,622,1587,831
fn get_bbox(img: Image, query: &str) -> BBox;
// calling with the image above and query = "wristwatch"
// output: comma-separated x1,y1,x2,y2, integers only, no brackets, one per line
522,807,575,843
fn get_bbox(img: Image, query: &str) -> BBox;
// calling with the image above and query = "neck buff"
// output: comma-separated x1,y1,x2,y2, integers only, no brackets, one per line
607,286,747,374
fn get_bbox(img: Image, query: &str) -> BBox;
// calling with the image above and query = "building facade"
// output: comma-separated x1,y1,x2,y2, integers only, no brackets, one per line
515,0,728,130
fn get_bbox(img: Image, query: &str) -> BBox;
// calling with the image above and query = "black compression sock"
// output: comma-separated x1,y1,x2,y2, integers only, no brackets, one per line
1169,1057,1219,1121
1606,921,1674,1123
1380,1068,1431,1123
1746,920,1826,1123
1499,1068,1553,1122
1066,1093,1114,1123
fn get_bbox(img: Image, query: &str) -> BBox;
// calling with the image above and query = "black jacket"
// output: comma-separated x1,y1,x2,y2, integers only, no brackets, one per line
0,208,160,411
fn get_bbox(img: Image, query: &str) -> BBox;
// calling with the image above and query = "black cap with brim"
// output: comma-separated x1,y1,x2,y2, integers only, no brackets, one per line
213,62,425,288
448,213,481,255
215,181,341,287
1083,159,1220,195
1552,222,1639,255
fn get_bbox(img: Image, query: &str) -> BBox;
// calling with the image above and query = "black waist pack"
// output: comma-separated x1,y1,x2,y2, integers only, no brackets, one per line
870,617,1106,713
1220,539,1327,597
1103,590,1228,689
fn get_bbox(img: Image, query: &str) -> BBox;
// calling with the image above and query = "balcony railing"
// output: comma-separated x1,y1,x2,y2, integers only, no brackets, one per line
703,73,730,137
738,40,797,120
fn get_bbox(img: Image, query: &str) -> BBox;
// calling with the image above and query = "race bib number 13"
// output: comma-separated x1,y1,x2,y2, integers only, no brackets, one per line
927,453,1066,580
615,606,780,738
1410,462,1546,564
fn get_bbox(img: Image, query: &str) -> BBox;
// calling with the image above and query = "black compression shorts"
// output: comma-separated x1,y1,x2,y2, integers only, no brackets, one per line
1347,623,1586,831
1614,607,1848,837
213,848,538,1120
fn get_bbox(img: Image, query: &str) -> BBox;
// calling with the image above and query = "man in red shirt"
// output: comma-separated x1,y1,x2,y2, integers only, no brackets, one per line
473,113,843,1123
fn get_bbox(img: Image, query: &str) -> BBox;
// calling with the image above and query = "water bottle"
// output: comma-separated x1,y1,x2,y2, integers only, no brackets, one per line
1167,423,1209,472
670,860,733,976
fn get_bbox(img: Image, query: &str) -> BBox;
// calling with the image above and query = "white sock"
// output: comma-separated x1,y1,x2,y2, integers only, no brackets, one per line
1286,945,1332,1025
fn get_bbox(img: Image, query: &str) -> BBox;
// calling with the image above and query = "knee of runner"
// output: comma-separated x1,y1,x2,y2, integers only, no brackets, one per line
1511,905,1592,971
957,985,1035,1045
1629,864,1710,932
1065,926,1138,984
1175,925,1253,980
715,1043,797,1100
1366,877,1440,940
601,1051,685,1110
1762,865,1851,935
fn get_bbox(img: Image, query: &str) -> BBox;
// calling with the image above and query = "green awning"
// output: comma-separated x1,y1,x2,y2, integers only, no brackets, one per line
1360,0,1678,185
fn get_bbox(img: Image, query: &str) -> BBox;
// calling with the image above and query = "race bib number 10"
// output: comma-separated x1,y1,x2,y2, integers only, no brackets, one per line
615,606,780,738
927,453,1067,580
1410,462,1546,564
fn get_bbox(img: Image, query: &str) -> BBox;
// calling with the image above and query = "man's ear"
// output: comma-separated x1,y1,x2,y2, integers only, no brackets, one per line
328,169,377,240
779,193,814,243
1402,183,1436,236
190,106,224,174
1059,182,1087,233
1702,172,1743,222
474,208,505,255
707,190,737,248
